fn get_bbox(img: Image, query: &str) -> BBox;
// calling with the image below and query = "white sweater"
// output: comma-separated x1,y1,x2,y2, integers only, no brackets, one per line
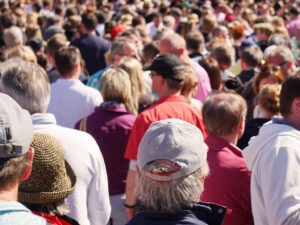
243,118,300,225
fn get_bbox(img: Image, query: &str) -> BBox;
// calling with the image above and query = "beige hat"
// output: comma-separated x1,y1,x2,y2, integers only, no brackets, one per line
19,133,76,204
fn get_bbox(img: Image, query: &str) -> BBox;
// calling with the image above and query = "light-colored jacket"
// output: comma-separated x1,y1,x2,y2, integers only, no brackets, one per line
243,118,300,225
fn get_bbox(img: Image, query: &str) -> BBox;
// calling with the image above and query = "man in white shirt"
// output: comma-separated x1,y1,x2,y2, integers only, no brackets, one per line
0,58,111,225
47,46,102,128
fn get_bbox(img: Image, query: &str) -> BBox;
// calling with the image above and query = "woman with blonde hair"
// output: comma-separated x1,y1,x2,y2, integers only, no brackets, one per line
118,57,152,114
6,45,37,64
75,68,137,225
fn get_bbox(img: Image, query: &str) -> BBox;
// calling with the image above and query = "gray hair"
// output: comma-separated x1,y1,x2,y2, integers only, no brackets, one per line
4,26,23,48
160,32,186,54
269,34,294,51
0,58,50,114
264,45,294,63
137,159,209,212
110,38,136,63
163,15,175,27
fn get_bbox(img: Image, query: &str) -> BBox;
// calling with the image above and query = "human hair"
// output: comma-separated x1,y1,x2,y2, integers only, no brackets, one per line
258,84,281,116
46,35,67,57
231,25,245,40
100,68,132,113
160,32,186,55
0,58,50,114
82,12,97,31
25,23,42,40
24,200,68,216
0,152,29,189
211,45,235,68
118,57,145,115
26,12,39,24
280,74,300,117
110,38,136,63
163,15,175,27
142,41,159,63
181,66,198,102
264,45,294,64
253,65,274,94
54,46,80,77
200,57,222,90
200,14,217,33
269,34,293,51
36,52,48,71
202,92,247,136
6,46,37,64
185,31,204,52
241,45,263,68
137,159,209,213
4,26,23,48
289,6,299,16
212,25,228,38
1,12,17,28
253,23,274,38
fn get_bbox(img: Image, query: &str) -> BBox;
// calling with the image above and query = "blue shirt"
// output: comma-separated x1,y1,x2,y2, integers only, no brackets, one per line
86,65,112,90
0,201,47,225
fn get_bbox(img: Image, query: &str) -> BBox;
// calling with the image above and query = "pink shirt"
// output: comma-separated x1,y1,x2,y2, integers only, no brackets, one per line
191,61,212,103
286,17,300,37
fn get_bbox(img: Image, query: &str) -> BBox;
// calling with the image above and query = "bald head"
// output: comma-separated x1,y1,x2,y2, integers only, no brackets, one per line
160,32,186,56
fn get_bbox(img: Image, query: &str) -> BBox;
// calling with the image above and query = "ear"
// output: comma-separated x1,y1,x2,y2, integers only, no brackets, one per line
287,60,293,69
294,98,300,113
21,147,34,181
158,75,166,86
179,48,184,55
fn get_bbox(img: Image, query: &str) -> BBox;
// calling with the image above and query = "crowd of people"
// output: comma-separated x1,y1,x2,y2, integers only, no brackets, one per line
1,0,300,224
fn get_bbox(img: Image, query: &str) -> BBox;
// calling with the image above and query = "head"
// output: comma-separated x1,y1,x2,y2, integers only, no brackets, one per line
142,41,159,64
254,23,274,42
264,45,295,80
181,66,199,101
146,54,186,96
202,92,247,140
253,65,281,94
1,12,17,29
200,57,222,90
185,31,204,54
241,45,263,70
46,34,67,66
200,14,217,34
212,25,229,39
4,26,23,48
100,68,132,113
19,133,76,215
137,119,209,212
258,84,281,118
54,46,81,78
0,93,34,190
211,45,235,72
231,25,245,41
280,74,300,124
162,15,175,28
81,12,98,33
160,32,186,57
152,12,162,28
6,46,37,64
269,34,293,51
25,23,42,40
0,58,50,114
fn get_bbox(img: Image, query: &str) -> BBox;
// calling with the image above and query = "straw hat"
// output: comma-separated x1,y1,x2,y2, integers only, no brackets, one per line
19,133,76,204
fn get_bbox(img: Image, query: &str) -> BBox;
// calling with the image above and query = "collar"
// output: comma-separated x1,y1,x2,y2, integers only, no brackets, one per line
0,201,31,213
205,134,242,156
31,113,57,126
154,95,186,106
95,103,129,113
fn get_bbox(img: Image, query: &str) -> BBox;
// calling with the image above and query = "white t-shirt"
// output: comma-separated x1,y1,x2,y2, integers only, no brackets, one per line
47,78,102,128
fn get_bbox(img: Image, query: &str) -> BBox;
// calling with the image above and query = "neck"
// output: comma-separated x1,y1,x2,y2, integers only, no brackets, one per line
157,90,181,99
218,133,239,145
0,184,18,202
285,116,300,130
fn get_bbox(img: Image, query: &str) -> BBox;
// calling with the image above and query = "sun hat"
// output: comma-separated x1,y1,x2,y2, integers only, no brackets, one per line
0,93,33,158
137,118,207,182
144,54,186,82
19,133,76,204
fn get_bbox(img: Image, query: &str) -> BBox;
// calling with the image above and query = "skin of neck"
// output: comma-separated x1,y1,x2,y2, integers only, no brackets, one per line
0,184,19,202
157,88,181,99
218,132,240,145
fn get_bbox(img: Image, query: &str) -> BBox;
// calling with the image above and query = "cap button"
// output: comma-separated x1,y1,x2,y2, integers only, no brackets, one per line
217,208,223,214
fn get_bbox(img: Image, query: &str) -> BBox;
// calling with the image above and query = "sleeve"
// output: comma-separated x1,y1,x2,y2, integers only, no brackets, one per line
124,114,150,160
87,139,111,225
259,145,300,225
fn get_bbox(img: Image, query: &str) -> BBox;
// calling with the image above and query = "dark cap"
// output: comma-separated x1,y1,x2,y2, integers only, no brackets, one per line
145,54,185,82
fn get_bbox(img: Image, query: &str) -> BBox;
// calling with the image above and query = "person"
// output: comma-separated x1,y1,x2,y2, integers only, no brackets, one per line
124,53,207,220
185,31,205,64
71,12,111,75
0,93,47,224
126,118,227,225
200,91,253,225
47,46,103,128
4,26,23,48
75,68,137,225
19,133,78,225
253,23,274,52
160,32,212,103
0,58,111,225
200,57,222,91
243,74,300,225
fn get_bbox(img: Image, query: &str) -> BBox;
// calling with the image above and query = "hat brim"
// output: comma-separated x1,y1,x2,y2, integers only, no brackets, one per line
18,160,77,204
143,64,154,71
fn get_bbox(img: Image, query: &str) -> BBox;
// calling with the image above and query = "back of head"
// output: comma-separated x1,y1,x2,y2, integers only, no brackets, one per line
200,57,221,90
142,41,159,63
241,45,263,68
47,35,67,58
269,34,293,51
211,45,235,68
6,46,37,64
185,31,204,52
265,45,294,64
54,46,80,77
137,119,208,212
82,12,97,31
0,58,50,114
259,84,281,116
4,26,23,48
100,68,132,111
160,32,186,55
181,66,199,99
280,74,300,117
0,93,33,189
19,133,76,211
1,12,17,29
202,92,247,136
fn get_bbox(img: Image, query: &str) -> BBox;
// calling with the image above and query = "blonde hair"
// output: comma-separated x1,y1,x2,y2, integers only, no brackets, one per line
181,66,198,103
6,46,37,64
100,68,133,113
118,57,145,114
258,84,281,116
25,23,42,40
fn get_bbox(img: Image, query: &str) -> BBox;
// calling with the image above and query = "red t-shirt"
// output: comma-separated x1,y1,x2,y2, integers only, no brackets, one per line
124,95,207,160
201,135,253,225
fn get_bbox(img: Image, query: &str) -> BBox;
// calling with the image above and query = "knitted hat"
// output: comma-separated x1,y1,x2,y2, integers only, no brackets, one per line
19,133,76,204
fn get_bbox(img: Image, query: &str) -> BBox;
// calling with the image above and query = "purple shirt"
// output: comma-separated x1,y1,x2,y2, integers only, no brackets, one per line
75,104,137,195
286,17,300,37
191,60,212,103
